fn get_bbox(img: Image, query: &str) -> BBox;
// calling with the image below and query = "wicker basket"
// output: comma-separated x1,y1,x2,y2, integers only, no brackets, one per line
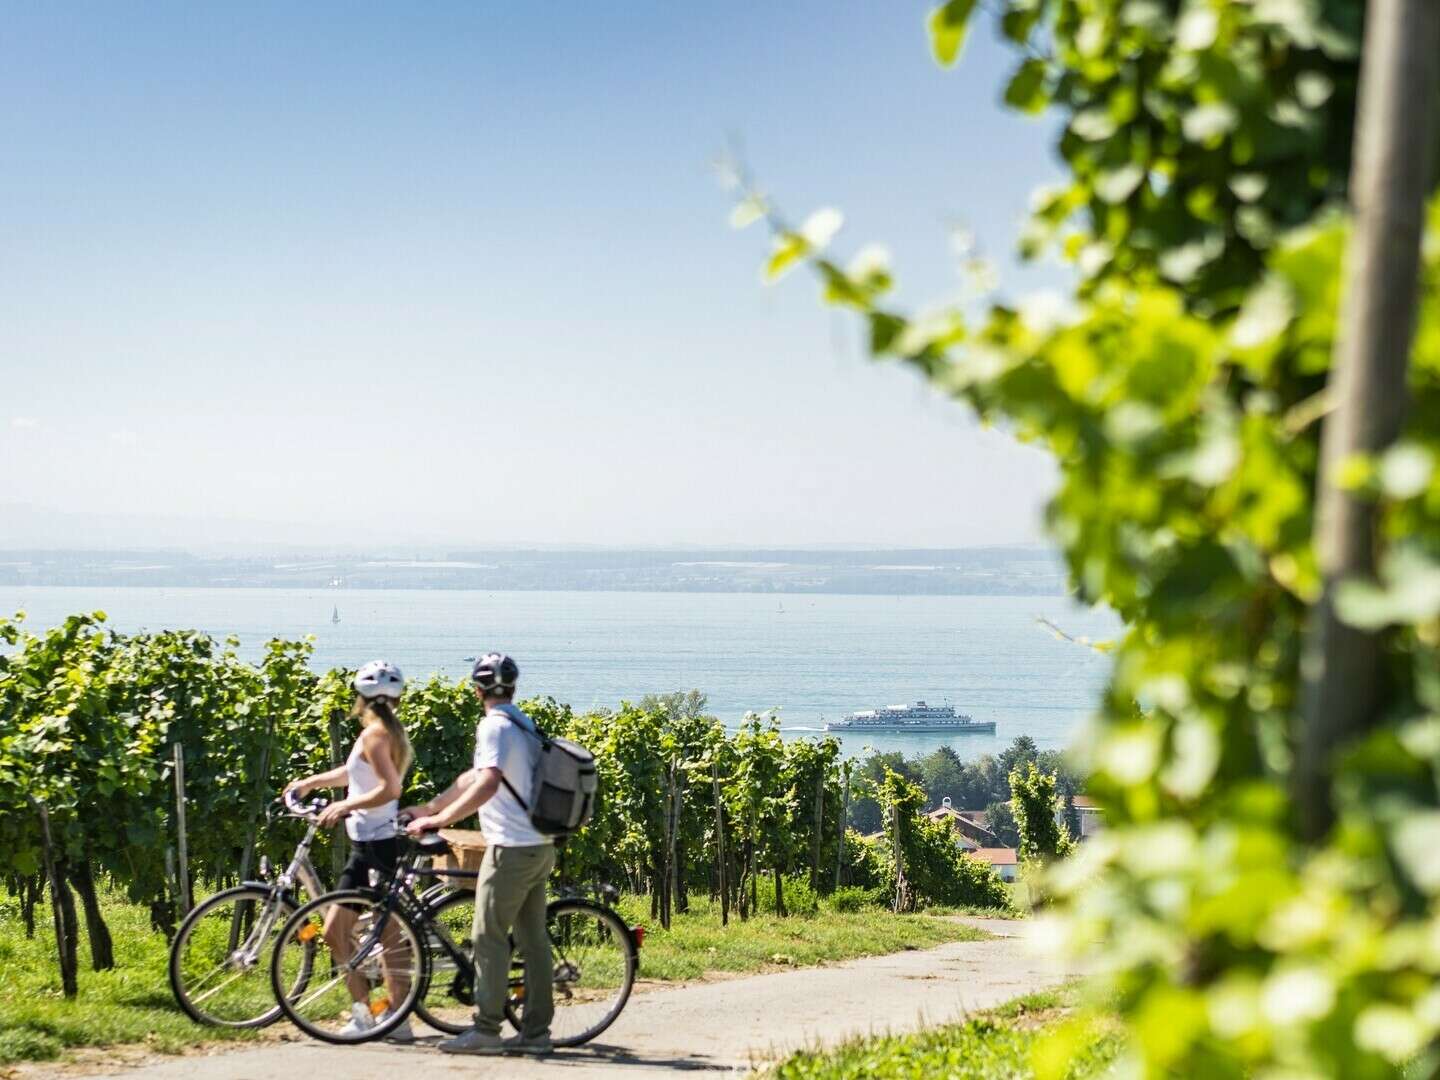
435,829,487,889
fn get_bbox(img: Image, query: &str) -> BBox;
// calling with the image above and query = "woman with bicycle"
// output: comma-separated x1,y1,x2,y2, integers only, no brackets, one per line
284,660,415,1039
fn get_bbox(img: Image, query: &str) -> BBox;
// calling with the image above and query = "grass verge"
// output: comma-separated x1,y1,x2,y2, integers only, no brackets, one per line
757,984,1122,1080
612,894,985,980
0,891,265,1066
1,888,985,1065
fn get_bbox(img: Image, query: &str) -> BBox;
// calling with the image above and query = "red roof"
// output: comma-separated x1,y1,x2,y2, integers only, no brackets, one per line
969,847,1018,866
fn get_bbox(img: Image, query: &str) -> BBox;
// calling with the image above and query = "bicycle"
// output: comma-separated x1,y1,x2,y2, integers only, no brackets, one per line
269,828,641,1046
168,789,328,1028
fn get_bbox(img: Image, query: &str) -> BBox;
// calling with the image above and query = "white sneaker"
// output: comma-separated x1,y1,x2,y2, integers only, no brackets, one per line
338,1001,377,1038
378,1009,415,1043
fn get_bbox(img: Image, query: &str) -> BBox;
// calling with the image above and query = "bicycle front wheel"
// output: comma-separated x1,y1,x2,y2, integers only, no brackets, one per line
271,890,426,1044
169,885,299,1028
536,899,637,1047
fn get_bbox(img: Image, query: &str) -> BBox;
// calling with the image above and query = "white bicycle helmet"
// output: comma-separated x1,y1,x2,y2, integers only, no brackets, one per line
354,660,405,700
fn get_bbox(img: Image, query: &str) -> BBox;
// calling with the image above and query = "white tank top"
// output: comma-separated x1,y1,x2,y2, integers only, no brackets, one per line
344,736,398,841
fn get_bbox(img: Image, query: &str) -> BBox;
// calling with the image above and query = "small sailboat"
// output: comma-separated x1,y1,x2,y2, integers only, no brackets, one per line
331,605,340,625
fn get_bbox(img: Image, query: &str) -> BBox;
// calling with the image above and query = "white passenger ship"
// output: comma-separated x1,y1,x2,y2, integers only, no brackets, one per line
824,701,996,734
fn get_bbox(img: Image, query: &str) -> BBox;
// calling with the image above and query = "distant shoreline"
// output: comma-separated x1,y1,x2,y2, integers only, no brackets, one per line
3,581,1072,598
0,545,1070,596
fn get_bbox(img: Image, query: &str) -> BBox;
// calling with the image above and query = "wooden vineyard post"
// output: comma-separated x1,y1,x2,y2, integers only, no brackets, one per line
661,760,681,930
173,743,192,916
231,713,276,952
32,798,77,997
834,764,851,890
810,770,825,892
236,713,276,887
1295,0,1440,838
711,761,728,926
328,711,347,883
889,798,910,914
670,762,682,921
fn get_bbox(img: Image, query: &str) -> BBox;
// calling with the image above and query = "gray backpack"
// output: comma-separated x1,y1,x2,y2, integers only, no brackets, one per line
500,718,598,838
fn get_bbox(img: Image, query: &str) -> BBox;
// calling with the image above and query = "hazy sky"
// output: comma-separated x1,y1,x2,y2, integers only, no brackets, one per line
1,2,1065,550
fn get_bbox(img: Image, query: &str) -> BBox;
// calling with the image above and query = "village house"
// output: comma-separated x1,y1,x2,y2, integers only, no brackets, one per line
969,847,1019,882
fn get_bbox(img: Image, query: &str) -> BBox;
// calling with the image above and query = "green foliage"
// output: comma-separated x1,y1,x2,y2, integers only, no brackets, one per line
876,769,1012,911
1010,761,1074,864
0,623,897,988
733,1,1440,1069
756,873,820,916
825,884,886,913
925,0,1377,311
850,737,1081,837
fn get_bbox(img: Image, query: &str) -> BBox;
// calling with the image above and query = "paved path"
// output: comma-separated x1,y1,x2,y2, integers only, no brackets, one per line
64,920,1060,1079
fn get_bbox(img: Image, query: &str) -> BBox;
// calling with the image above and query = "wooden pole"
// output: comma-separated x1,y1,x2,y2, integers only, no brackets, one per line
834,765,851,890
328,711,347,884
890,799,909,914
809,770,824,892
665,761,682,930
236,713,276,887
173,743,191,916
712,762,728,926
33,798,77,997
1296,0,1440,839
231,714,276,952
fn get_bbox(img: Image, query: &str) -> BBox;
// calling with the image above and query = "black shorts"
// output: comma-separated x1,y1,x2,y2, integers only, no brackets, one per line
337,836,401,891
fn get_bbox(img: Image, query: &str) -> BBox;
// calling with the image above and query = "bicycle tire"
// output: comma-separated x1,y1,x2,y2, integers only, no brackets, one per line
270,889,428,1044
538,898,638,1048
169,885,302,1028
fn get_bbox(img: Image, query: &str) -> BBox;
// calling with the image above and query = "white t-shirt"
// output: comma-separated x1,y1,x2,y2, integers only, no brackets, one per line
474,704,551,848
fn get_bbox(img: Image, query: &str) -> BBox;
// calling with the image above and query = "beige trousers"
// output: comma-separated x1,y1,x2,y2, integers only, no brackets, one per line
471,843,556,1037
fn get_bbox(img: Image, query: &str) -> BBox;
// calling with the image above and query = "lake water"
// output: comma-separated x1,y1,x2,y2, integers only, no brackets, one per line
2,587,1119,761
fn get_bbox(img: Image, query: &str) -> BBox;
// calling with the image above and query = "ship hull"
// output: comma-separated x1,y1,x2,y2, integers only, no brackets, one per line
823,721,997,734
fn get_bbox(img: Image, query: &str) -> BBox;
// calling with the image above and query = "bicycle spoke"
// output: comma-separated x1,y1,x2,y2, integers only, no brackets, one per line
190,967,251,1005
530,901,635,1047
171,888,287,1028
413,889,479,1035
273,892,425,1043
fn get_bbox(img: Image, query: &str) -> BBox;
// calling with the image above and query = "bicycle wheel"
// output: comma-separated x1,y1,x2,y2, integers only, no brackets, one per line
271,890,426,1044
532,899,637,1047
170,886,303,1028
412,888,477,1035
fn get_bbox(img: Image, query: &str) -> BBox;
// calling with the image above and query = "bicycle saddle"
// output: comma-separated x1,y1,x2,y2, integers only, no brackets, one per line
416,832,451,856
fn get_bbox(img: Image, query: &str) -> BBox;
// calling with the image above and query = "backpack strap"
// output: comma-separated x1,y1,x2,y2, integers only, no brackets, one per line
500,775,529,812
489,708,544,813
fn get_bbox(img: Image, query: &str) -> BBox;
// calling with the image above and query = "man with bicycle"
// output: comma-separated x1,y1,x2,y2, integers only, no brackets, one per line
403,653,555,1056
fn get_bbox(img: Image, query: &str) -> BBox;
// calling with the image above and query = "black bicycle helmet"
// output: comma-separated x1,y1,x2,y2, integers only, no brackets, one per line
471,652,519,692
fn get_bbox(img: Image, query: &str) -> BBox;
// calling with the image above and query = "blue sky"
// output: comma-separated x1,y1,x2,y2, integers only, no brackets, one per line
1,2,1064,549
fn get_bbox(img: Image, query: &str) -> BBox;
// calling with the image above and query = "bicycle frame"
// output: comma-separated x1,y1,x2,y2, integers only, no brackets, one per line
224,806,326,963
340,843,473,980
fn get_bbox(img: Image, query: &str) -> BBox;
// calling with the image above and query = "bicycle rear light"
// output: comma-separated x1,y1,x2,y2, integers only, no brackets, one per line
631,925,645,948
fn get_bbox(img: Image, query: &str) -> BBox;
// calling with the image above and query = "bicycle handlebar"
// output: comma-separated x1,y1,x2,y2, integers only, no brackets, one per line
281,788,328,821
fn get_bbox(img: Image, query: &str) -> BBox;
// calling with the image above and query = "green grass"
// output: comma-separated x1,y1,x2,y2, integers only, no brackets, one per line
0,888,985,1065
0,890,267,1065
759,985,1122,1080
613,894,985,981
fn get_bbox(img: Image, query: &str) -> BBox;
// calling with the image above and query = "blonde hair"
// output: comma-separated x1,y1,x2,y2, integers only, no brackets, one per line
353,695,413,776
